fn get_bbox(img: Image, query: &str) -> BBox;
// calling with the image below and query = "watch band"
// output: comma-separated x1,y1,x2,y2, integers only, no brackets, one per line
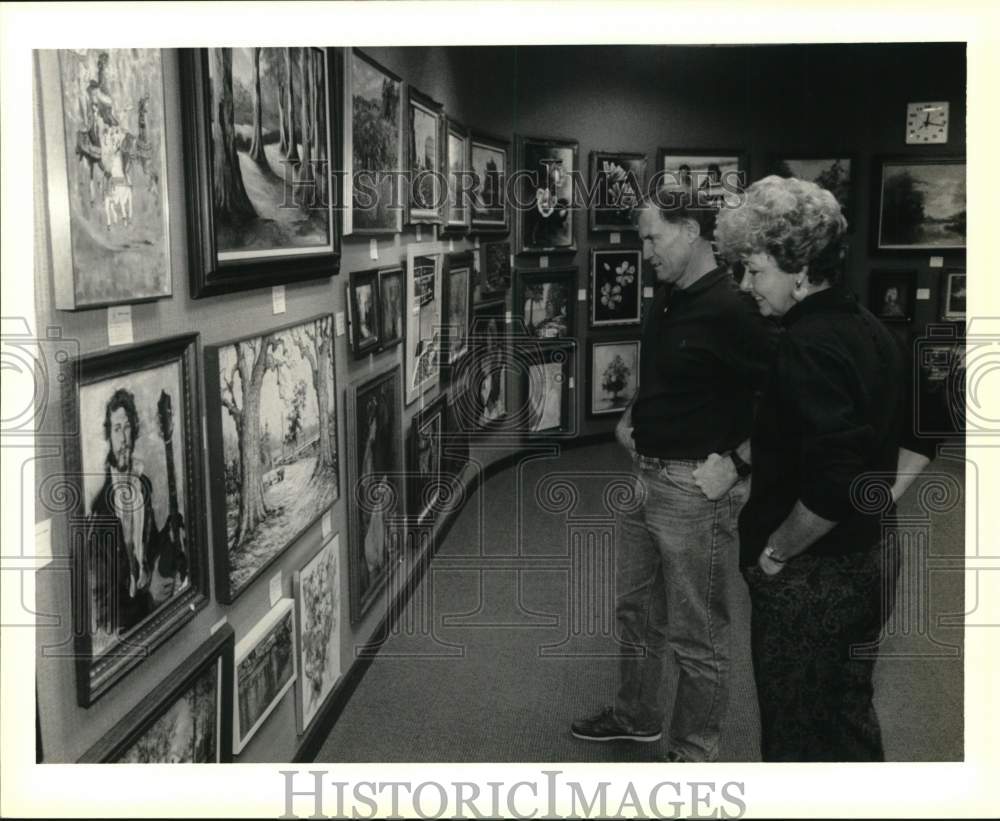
728,449,752,478
764,544,786,564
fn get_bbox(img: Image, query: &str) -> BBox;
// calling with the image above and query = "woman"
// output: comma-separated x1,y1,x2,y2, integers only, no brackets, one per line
715,176,920,761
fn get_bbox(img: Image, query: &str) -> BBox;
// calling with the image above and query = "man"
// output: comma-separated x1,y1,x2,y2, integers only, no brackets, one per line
571,187,775,762
87,387,184,635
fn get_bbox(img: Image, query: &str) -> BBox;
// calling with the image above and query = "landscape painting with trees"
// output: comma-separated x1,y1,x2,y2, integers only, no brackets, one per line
876,158,966,250
773,156,853,226
206,315,339,602
206,47,333,261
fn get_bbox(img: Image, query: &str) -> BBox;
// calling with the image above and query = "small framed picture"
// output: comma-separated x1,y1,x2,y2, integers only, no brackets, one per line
656,149,746,238
405,242,446,405
463,299,510,430
469,131,510,235
515,267,576,340
590,248,642,327
378,267,405,350
770,155,854,229
347,268,381,357
441,117,471,236
293,534,342,734
588,338,641,417
79,626,235,763
406,87,444,225
408,394,448,527
479,240,512,301
872,156,966,252
869,269,916,323
517,134,579,253
940,269,966,321
442,252,474,378
589,150,647,233
234,598,297,754
523,344,574,436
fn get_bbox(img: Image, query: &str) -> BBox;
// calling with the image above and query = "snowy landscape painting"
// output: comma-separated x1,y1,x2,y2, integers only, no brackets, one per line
206,315,339,602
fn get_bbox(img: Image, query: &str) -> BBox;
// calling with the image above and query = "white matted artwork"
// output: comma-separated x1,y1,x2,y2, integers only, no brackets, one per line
293,534,342,734
589,339,641,416
405,242,445,405
233,598,297,754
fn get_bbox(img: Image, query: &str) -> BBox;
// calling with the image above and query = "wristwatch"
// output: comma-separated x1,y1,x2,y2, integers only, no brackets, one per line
728,450,752,479
763,544,786,564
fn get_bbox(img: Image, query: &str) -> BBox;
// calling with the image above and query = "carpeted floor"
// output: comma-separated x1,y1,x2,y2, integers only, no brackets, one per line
315,441,964,762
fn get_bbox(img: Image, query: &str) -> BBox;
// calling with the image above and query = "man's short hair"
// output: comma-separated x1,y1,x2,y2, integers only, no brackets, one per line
632,184,716,237
104,387,139,443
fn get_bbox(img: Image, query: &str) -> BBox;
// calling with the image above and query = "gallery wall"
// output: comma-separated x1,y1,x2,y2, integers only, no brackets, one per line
33,42,965,763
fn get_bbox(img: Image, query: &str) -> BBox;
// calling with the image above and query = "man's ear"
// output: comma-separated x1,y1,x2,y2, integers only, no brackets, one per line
684,217,702,243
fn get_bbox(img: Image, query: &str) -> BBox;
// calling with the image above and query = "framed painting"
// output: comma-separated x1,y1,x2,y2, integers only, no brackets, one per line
517,135,579,253
469,131,510,235
408,394,448,527
405,242,445,405
79,625,235,762
441,251,474,376
378,266,405,349
441,117,471,236
656,148,746,238
39,49,172,310
346,366,406,623
463,299,510,430
940,269,967,321
204,315,339,604
872,156,966,252
869,269,916,323
523,344,574,436
588,338,641,417
406,87,444,225
515,267,576,340
590,248,642,327
479,240,511,301
347,267,381,358
343,49,404,235
180,48,341,298
589,150,647,233
770,154,854,229
293,534,342,734
63,334,209,706
234,598,297,754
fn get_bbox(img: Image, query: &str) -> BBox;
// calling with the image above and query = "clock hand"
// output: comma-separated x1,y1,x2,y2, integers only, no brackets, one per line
927,118,947,127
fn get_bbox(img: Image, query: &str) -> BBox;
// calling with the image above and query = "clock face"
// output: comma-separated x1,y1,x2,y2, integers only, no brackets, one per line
906,101,949,144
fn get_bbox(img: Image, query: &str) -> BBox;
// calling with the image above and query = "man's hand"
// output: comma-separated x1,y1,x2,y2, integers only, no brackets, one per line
692,452,738,501
757,550,786,577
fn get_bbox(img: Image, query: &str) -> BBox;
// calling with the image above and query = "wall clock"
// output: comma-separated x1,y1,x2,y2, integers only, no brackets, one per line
906,101,949,144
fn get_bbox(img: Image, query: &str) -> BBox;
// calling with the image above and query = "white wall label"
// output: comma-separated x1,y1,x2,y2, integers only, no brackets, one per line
107,306,133,347
269,571,282,607
474,236,481,249
929,256,944,268
35,519,52,567
448,238,455,252
577,288,587,301
210,616,228,636
917,288,931,301
505,310,513,323
643,286,654,299
568,376,575,390
416,225,423,242
272,285,286,315
610,232,622,245
539,256,549,268
322,511,332,539
369,239,379,260
335,311,346,337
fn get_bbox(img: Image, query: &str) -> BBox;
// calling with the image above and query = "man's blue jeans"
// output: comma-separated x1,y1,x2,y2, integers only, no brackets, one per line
614,454,748,761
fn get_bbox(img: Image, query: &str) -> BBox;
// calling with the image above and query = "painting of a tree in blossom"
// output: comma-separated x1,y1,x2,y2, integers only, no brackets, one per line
207,47,333,260
294,535,341,732
206,315,339,603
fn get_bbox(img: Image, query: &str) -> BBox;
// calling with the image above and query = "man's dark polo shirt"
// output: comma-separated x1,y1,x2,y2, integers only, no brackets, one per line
632,267,776,460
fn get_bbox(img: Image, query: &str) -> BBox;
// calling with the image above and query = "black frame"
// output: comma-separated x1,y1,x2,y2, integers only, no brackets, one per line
406,86,445,226
204,314,340,604
378,266,405,350
469,131,511,235
521,343,574,436
514,266,577,341
347,267,382,358
63,334,209,707
587,336,642,418
589,247,642,328
870,155,966,253
79,625,235,762
346,365,406,623
407,394,448,527
588,150,647,233
180,48,342,298
939,268,967,322
479,240,511,301
869,269,917,323
768,153,856,230
344,48,405,236
441,251,475,377
517,134,580,253
441,116,472,237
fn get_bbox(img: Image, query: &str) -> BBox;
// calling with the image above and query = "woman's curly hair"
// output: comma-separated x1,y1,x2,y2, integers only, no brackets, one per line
715,175,848,285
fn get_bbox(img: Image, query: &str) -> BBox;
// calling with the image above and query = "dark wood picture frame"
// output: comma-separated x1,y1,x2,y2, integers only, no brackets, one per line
179,48,342,298
346,365,406,623
478,240,511,301
63,333,210,707
587,336,641,418
441,117,472,237
871,155,966,253
469,131,510,235
517,134,580,253
441,251,475,379
869,269,917,323
514,266,577,341
347,267,382,358
344,48,405,236
204,314,340,604
407,394,448,528
939,268,967,322
768,153,856,230
79,625,235,762
590,247,642,328
378,266,405,350
406,86,444,226
521,342,574,436
588,150,647,234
